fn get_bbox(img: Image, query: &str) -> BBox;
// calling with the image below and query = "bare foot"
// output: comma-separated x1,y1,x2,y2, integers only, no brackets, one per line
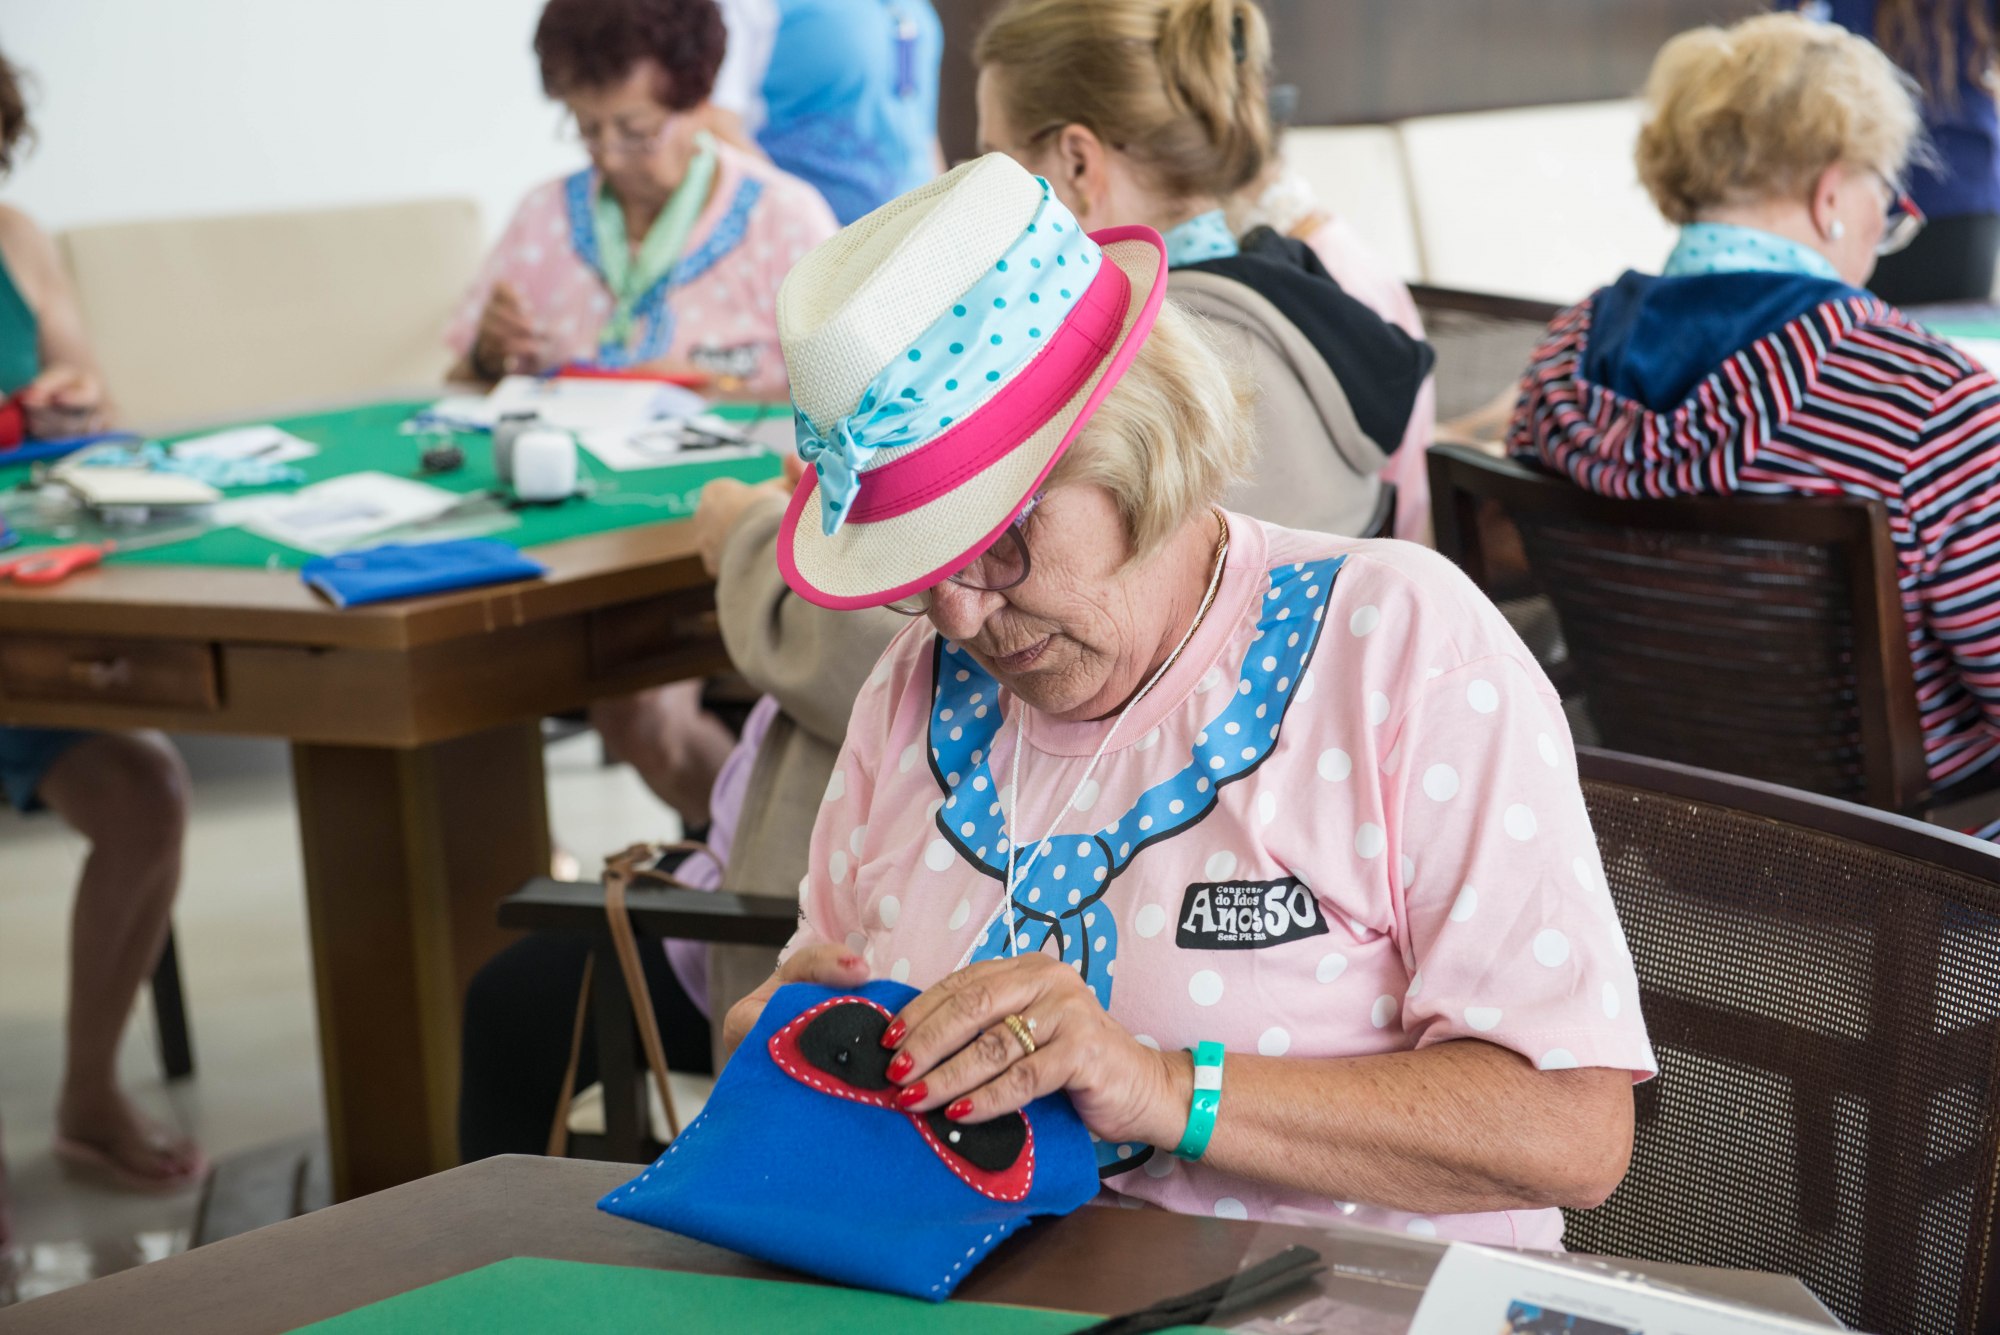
55,1090,205,1192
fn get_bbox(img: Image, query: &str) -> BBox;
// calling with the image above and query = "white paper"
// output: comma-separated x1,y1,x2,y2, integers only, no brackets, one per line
169,424,319,464
234,471,465,554
1408,1245,1834,1335
420,375,706,434
577,415,765,471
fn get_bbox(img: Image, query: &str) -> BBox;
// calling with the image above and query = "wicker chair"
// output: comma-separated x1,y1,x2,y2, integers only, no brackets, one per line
1427,443,1950,816
1409,284,1562,423
1569,748,2000,1334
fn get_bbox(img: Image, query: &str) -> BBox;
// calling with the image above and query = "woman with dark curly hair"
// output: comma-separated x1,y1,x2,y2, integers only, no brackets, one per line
0,45,206,1243
445,0,837,396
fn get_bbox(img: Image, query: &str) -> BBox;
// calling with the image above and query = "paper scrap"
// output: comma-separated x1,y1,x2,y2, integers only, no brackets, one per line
417,375,706,434
577,415,765,472
234,472,466,554
170,424,320,464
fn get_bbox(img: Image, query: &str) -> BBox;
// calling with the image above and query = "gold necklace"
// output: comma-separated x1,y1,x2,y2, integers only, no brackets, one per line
1149,508,1230,685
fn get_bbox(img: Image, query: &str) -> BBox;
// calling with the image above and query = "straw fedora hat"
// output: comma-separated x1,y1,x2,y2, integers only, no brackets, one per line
775,153,1168,609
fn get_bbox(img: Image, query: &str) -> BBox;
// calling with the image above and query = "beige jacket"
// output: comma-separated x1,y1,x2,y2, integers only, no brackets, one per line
1166,270,1388,538
705,492,903,1052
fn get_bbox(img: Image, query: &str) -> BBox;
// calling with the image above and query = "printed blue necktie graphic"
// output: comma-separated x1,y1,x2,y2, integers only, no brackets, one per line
923,556,1345,1167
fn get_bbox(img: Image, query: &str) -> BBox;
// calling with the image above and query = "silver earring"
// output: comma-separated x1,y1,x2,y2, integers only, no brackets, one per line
1829,219,1846,240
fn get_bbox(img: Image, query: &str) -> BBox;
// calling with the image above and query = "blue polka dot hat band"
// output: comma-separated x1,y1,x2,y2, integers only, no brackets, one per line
794,181,1098,536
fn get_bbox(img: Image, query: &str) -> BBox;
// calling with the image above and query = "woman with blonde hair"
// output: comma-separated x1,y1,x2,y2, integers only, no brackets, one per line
721,153,1651,1245
972,0,1433,540
1511,12,2000,818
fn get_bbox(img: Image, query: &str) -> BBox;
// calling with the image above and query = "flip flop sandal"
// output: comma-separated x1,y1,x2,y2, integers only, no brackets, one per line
52,1134,209,1195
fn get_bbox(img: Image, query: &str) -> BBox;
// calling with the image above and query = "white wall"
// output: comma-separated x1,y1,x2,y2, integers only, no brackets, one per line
0,0,583,239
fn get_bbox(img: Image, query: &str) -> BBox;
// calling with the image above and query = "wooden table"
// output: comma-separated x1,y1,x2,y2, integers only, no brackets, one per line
0,509,728,1200
3,1156,1840,1333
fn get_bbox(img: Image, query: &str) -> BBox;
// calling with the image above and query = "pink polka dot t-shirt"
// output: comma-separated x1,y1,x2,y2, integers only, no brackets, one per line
446,143,837,396
787,514,1656,1249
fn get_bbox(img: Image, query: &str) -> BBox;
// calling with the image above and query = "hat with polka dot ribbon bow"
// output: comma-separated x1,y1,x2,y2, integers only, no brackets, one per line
775,154,1168,609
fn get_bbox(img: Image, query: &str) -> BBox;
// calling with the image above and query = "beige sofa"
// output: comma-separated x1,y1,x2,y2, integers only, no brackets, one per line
58,197,483,429
1283,99,1673,305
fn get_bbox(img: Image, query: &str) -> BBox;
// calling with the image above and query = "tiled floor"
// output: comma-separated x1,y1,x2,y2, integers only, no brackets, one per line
0,729,677,1305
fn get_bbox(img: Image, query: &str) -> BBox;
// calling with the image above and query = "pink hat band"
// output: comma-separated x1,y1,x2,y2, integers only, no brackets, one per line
845,259,1132,525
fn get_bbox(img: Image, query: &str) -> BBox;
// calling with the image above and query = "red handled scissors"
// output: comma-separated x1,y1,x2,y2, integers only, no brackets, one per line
0,527,205,586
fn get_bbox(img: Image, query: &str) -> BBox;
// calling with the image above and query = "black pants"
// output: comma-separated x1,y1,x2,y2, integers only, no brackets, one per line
457,931,715,1163
1869,211,2000,307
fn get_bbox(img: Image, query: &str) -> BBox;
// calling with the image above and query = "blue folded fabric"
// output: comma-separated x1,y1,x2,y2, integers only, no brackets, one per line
599,980,1100,1301
301,538,547,607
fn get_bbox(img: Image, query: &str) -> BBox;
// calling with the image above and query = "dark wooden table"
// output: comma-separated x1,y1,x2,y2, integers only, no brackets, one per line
3,1157,1839,1333
0,507,728,1201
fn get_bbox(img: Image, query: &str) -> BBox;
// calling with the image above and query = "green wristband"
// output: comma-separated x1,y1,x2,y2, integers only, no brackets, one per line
1171,1041,1226,1160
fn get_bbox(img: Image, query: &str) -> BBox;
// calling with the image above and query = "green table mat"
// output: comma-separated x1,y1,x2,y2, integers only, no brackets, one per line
0,399,785,569
1923,319,2000,342
293,1258,1207,1333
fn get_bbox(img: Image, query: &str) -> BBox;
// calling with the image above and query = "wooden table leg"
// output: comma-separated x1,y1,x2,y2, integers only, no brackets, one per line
292,722,551,1201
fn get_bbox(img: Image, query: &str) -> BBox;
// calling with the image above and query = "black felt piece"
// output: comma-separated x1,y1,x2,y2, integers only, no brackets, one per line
924,1108,1028,1173
797,1003,897,1090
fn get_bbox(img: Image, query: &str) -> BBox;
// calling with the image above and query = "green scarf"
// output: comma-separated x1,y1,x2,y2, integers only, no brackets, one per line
591,131,719,350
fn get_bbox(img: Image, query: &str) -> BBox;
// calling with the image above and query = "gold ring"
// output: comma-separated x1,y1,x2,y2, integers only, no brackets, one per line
1001,1012,1037,1057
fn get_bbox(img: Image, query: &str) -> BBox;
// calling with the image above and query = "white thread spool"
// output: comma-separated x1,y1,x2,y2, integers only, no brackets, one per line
511,429,578,502
491,411,539,485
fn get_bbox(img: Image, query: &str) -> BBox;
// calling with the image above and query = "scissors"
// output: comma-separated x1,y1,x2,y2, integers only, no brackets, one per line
0,526,204,586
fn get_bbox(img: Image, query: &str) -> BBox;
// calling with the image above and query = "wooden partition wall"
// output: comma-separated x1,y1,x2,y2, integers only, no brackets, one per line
932,0,1764,162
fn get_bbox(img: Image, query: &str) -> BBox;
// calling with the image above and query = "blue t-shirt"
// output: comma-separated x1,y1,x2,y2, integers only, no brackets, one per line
757,0,942,225
1790,0,2000,218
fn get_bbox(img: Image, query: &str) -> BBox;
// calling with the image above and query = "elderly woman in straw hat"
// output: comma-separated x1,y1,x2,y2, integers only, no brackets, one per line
725,155,1655,1245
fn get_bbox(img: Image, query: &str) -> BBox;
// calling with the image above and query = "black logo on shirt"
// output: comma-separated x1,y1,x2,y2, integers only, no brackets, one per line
1175,877,1327,950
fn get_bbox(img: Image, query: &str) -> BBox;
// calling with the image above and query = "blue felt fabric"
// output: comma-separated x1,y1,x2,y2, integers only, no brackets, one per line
300,539,547,608
1579,270,1858,412
599,980,1099,1301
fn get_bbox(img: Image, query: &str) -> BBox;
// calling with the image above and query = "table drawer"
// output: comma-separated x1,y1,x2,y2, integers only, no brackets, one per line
0,635,221,711
588,588,722,680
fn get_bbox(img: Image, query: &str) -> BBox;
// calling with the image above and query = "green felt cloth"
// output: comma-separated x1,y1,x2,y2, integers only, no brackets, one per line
0,399,785,569
292,1258,1207,1333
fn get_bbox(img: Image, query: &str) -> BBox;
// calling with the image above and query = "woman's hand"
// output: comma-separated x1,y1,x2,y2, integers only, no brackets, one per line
692,475,791,576
18,364,109,437
471,281,546,380
720,942,872,1056
881,955,1189,1147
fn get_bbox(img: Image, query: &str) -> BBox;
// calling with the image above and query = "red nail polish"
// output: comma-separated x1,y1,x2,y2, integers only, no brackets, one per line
946,1098,974,1121
881,1018,907,1049
887,1051,913,1082
895,1081,927,1108
839,954,865,971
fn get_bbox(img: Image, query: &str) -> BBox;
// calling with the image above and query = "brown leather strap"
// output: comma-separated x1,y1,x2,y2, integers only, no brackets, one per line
600,842,720,1142
545,954,594,1157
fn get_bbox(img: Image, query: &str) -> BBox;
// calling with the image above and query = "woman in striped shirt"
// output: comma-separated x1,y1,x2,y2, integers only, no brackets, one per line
1509,12,2000,807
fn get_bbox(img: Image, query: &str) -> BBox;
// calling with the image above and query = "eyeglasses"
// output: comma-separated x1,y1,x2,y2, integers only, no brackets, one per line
1875,173,1926,257
561,114,675,158
886,493,1044,616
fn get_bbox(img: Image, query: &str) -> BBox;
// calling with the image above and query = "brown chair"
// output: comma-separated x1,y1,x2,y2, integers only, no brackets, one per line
1428,442,1943,815
1358,481,1397,541
1568,747,2000,1335
149,926,193,1081
1408,285,1562,423
495,876,796,1164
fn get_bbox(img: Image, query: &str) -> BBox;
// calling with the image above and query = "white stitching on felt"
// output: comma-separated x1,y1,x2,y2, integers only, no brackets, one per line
912,1105,1036,1203
767,995,901,1111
